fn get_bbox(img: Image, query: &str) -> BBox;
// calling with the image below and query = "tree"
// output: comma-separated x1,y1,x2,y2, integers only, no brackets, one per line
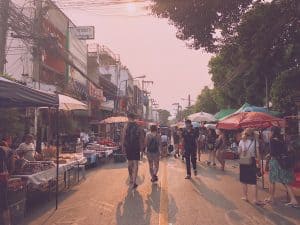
151,0,299,53
151,0,257,52
270,68,300,115
157,109,171,125
208,0,300,109
194,86,219,114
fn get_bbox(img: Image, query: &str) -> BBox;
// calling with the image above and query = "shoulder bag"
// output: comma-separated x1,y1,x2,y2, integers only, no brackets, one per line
239,140,253,165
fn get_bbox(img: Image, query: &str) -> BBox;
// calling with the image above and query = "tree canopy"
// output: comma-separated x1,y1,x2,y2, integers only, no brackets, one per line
157,109,171,125
151,0,300,115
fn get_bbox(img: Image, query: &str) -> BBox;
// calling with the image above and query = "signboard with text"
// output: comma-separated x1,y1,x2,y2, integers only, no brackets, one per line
71,26,95,40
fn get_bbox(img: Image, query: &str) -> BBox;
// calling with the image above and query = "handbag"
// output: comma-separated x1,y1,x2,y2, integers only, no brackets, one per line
239,140,253,165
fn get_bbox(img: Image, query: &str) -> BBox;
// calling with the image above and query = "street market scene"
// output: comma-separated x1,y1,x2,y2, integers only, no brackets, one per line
0,0,300,225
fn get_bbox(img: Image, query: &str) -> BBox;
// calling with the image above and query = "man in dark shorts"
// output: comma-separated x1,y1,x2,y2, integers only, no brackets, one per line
122,113,144,189
182,120,198,179
0,141,13,225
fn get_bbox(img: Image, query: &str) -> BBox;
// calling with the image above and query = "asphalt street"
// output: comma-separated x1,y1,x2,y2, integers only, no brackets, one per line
23,155,300,225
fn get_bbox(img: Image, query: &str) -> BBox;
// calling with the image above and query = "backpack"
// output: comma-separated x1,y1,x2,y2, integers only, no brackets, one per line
147,135,159,153
124,123,140,149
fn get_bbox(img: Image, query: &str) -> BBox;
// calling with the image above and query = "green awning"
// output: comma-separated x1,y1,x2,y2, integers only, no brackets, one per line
214,109,236,120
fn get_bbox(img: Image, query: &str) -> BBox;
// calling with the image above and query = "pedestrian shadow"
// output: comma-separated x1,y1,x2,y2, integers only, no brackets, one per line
116,190,150,225
145,184,161,213
250,203,299,225
125,175,145,185
190,177,237,211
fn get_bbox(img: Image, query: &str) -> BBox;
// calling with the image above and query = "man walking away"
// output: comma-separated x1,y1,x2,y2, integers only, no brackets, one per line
122,113,143,189
161,132,169,157
182,120,198,179
145,125,161,182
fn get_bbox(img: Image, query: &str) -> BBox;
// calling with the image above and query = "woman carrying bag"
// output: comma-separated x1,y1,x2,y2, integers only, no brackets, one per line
265,127,299,207
238,128,264,205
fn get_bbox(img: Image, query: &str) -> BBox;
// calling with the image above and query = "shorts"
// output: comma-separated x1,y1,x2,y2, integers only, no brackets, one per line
0,181,8,212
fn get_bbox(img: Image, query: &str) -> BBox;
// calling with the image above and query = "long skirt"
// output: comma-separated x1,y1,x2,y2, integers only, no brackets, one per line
269,158,295,184
239,157,257,185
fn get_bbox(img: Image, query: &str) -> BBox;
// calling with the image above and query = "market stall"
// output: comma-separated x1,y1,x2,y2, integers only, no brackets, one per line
0,77,88,212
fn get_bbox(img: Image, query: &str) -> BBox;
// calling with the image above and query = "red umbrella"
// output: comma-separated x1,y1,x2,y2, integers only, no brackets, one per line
217,112,285,130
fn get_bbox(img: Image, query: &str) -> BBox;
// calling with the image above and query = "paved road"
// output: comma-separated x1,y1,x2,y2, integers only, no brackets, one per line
23,155,300,225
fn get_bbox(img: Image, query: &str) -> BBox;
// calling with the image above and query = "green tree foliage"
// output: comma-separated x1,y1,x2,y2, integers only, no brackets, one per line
194,86,218,114
152,0,300,115
271,68,300,116
157,109,171,125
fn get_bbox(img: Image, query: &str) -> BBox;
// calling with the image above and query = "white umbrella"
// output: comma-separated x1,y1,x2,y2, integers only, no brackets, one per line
58,94,87,111
188,112,216,122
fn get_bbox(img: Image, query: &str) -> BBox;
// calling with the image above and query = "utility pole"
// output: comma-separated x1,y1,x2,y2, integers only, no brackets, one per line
0,0,10,74
32,0,43,89
188,94,191,107
32,0,43,136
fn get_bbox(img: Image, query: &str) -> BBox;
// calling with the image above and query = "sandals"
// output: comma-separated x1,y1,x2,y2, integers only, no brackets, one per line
253,201,265,206
285,202,300,208
241,197,249,202
264,198,275,204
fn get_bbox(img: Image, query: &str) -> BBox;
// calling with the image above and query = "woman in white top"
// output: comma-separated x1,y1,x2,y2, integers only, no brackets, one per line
238,128,263,205
17,134,36,161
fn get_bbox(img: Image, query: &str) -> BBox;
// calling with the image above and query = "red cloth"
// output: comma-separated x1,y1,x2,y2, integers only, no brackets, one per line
291,172,300,188
217,112,285,130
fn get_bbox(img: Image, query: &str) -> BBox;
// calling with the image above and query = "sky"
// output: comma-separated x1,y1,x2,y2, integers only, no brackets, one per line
60,1,213,115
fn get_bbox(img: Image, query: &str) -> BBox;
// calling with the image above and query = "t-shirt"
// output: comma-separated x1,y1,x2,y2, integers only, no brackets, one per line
161,135,168,143
270,138,286,158
238,139,258,158
182,129,197,151
173,131,180,144
146,133,161,153
18,143,35,161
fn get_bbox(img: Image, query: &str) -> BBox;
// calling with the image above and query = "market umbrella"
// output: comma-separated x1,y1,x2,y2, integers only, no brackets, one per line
58,94,87,111
214,109,236,121
217,112,285,130
99,116,129,124
188,112,216,122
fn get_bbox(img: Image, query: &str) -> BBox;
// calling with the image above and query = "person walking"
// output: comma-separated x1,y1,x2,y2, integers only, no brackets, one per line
206,128,217,166
216,130,226,171
238,128,263,205
265,127,299,207
0,140,14,225
182,120,198,179
160,132,169,158
122,113,144,189
145,125,161,183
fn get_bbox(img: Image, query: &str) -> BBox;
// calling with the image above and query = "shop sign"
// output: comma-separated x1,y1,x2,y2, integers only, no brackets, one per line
71,26,95,40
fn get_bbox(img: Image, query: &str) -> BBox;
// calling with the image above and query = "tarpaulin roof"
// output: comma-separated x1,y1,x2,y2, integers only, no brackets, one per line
0,77,58,108
188,112,216,122
235,103,281,117
214,109,236,120
217,112,285,130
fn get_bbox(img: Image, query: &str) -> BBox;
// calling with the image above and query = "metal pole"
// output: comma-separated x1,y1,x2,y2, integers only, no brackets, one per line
265,76,269,110
55,107,60,210
0,0,9,74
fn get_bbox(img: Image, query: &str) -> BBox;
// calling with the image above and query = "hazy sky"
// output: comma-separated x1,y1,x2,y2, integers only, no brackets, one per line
61,1,213,114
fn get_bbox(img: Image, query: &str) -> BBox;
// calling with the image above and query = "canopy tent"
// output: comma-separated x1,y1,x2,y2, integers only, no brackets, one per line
234,103,281,117
100,116,129,124
58,94,87,111
0,77,87,210
217,112,285,130
214,109,236,121
188,112,216,122
0,77,58,107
